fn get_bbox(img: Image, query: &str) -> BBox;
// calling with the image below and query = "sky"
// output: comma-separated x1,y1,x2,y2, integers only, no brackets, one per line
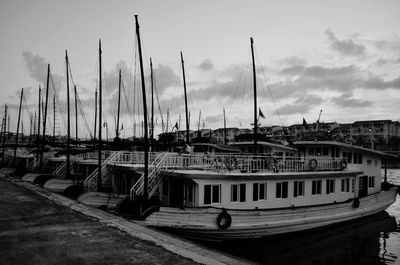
0,0,399,139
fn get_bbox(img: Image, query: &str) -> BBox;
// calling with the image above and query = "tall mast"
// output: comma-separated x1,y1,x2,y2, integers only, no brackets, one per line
2,104,7,165
166,109,169,133
223,108,227,145
65,50,71,179
97,39,102,191
150,58,154,151
40,64,50,170
74,85,78,145
53,95,56,141
116,69,121,139
36,86,41,148
180,52,190,144
250,37,257,156
94,89,97,143
197,110,201,138
135,15,149,200
14,88,23,166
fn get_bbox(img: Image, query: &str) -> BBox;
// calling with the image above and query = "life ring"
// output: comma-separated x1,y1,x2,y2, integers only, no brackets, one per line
216,209,232,229
352,198,360,208
308,159,318,171
340,159,348,170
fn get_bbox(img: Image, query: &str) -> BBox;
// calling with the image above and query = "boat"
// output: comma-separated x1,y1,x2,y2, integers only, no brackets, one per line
139,37,399,241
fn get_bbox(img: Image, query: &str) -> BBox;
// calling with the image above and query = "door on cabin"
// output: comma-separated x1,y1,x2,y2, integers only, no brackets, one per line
169,179,184,208
359,175,368,197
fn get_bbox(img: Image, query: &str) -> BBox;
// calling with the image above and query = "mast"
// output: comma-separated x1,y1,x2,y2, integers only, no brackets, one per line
40,64,50,170
223,108,227,145
94,89,97,143
197,110,201,138
2,104,7,165
166,108,169,133
74,85,78,145
180,52,190,144
116,69,121,139
97,40,102,191
150,58,154,151
36,86,41,149
250,37,257,156
135,15,149,200
14,88,23,167
53,95,56,141
65,51,71,179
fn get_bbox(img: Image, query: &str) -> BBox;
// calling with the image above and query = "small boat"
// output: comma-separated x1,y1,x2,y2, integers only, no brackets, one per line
140,37,399,241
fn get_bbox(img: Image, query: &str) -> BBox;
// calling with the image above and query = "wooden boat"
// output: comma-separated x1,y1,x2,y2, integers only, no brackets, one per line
139,37,399,241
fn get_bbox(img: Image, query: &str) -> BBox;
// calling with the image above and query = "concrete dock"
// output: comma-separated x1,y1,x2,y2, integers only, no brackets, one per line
0,174,253,265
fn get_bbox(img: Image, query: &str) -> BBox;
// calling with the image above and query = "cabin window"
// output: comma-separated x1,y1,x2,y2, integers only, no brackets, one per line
231,184,246,202
276,181,288,198
204,184,220,205
341,178,350,192
353,153,363,164
253,183,267,201
367,160,372,165
308,148,314,156
351,179,355,192
293,181,305,197
322,147,329,156
368,176,375,188
312,180,322,195
185,183,195,203
326,179,335,194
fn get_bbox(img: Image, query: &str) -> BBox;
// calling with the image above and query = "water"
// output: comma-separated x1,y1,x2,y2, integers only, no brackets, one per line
205,169,400,265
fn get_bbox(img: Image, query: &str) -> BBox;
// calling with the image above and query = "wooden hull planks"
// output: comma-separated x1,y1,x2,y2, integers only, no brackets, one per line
145,187,398,240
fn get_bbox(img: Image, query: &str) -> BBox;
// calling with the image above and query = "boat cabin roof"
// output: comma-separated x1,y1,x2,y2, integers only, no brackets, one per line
229,141,296,152
293,140,396,158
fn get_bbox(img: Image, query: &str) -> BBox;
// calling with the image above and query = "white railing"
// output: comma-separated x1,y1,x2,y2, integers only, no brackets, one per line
156,153,344,173
114,151,159,165
130,152,169,200
83,151,120,192
52,160,67,178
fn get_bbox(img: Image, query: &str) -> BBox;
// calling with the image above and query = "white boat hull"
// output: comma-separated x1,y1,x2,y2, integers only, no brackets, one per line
145,187,398,240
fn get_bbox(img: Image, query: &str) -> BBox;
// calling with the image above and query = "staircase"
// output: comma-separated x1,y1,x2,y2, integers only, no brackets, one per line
130,152,169,200
52,160,67,178
84,151,120,192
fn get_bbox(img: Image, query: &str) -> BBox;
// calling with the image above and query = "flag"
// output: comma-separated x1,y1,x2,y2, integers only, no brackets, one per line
259,108,265,119
120,123,124,131
302,118,309,130
174,122,179,129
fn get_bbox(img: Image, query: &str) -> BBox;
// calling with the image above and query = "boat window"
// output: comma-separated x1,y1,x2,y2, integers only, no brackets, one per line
308,148,314,156
231,183,246,202
315,147,322,156
341,178,350,192
322,147,329,156
368,176,375,188
204,184,221,205
351,179,355,192
293,181,305,197
253,183,267,201
276,181,288,198
312,180,322,195
326,179,335,194
185,183,194,203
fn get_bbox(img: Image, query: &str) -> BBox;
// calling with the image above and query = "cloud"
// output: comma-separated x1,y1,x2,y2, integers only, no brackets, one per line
22,51,64,97
325,30,366,56
153,64,179,94
280,65,306,75
198,59,214,71
276,94,323,115
331,92,373,108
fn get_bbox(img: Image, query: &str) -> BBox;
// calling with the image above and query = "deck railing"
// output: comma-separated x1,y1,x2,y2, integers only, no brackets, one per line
160,153,344,173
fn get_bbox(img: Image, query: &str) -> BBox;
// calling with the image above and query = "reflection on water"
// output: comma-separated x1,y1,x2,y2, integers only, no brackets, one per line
205,169,400,265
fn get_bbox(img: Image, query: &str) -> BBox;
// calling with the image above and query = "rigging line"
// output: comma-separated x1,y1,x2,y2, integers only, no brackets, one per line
153,76,165,133
76,93,93,138
121,80,134,119
254,47,284,127
227,47,251,127
50,74,67,134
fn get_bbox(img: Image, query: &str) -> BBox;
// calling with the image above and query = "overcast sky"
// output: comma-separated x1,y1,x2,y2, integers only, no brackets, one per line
0,0,399,138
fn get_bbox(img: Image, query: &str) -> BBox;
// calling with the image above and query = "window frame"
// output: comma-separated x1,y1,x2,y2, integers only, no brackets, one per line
204,184,221,205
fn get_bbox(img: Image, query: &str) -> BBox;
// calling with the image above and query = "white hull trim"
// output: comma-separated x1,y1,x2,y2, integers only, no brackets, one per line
145,188,398,240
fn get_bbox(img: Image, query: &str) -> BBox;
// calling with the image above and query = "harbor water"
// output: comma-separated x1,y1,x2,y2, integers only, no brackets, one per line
205,169,400,265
